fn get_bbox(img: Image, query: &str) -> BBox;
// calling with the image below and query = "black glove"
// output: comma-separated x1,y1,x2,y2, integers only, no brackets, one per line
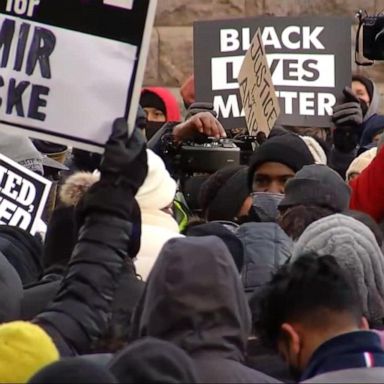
185,102,217,120
332,87,363,127
77,118,148,224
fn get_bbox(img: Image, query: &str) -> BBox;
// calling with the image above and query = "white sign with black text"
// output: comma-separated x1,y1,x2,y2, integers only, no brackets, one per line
0,0,157,152
0,153,51,235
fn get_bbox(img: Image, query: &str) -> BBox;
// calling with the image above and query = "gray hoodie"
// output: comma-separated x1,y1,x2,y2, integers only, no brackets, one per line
293,214,384,325
134,236,279,383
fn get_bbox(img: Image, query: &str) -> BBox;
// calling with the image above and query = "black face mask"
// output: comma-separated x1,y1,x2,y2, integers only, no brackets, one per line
360,99,369,117
146,121,165,140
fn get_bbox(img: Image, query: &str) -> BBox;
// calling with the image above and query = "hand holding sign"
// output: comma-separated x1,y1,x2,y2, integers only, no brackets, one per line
77,118,147,228
332,87,363,128
238,28,280,137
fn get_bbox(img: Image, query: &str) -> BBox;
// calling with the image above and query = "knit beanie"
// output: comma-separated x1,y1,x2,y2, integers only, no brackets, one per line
300,136,327,165
141,87,181,121
352,74,374,103
248,134,315,190
136,149,177,210
109,337,198,384
199,166,249,221
0,321,59,383
29,358,117,384
346,147,377,180
140,90,166,115
279,164,351,212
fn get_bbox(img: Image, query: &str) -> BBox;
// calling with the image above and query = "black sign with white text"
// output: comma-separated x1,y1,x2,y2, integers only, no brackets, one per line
194,16,351,130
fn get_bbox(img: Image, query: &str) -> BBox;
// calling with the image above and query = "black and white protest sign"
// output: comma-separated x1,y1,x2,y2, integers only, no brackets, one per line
0,0,157,152
194,17,351,130
0,153,51,234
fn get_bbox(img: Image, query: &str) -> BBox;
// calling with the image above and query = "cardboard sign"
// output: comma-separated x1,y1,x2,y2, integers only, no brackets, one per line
194,16,351,130
0,0,157,153
238,29,280,136
0,153,51,235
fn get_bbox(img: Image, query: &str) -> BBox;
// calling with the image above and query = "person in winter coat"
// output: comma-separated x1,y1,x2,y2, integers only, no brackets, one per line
256,253,384,383
247,133,316,222
134,149,183,280
330,74,380,177
140,87,181,140
132,236,279,383
292,214,384,327
0,226,44,286
199,165,252,223
0,118,148,382
359,114,384,149
48,148,182,282
349,145,384,222
346,147,377,182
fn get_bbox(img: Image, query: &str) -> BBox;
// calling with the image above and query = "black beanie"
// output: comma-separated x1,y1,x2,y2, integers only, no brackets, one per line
140,90,166,115
352,74,374,103
248,134,315,190
199,166,249,221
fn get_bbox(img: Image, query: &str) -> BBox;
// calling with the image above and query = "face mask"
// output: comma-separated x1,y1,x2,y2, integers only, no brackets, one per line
360,99,369,117
146,121,165,140
251,192,285,222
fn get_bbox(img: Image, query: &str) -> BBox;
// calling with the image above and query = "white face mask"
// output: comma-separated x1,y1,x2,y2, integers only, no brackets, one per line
251,192,285,222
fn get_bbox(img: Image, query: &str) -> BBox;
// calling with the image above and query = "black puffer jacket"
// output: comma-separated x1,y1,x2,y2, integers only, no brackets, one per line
34,213,132,356
133,236,279,383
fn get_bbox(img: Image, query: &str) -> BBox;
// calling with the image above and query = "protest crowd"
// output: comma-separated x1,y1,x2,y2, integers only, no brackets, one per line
3,1,384,383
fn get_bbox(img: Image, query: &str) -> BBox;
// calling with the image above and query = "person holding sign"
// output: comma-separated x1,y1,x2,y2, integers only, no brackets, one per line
0,118,148,382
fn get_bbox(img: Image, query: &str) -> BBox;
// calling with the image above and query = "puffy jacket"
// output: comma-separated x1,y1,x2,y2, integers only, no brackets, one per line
34,213,132,355
238,222,293,295
350,146,384,222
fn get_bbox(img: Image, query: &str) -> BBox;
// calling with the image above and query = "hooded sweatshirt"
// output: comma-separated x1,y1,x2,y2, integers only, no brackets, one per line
292,214,384,325
134,236,278,383
141,87,181,122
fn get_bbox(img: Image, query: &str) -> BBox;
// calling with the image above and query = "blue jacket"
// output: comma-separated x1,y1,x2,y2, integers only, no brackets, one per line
301,331,384,381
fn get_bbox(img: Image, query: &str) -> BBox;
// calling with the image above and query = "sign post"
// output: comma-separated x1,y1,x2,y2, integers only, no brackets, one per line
0,0,157,152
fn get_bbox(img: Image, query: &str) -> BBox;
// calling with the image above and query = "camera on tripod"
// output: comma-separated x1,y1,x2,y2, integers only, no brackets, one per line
355,10,384,64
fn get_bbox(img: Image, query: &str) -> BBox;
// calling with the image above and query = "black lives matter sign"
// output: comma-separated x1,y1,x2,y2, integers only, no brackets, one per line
0,0,157,152
194,17,351,130
0,153,51,234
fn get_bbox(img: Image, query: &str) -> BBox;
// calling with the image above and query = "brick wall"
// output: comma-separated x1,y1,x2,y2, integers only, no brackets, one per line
144,0,384,111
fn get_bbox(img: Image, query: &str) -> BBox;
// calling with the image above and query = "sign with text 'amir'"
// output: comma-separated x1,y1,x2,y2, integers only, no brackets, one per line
194,17,351,130
0,153,51,235
0,0,157,153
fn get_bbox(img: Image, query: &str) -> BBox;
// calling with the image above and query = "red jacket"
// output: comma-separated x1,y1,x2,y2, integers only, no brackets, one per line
349,146,384,222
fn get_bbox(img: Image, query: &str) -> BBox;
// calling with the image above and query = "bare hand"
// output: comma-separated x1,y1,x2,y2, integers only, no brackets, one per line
173,112,227,142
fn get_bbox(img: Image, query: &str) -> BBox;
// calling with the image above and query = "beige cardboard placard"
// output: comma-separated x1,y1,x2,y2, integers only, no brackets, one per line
238,28,280,136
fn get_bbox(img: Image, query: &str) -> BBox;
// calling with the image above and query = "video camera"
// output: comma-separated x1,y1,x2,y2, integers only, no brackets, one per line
355,10,384,64
162,135,258,175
